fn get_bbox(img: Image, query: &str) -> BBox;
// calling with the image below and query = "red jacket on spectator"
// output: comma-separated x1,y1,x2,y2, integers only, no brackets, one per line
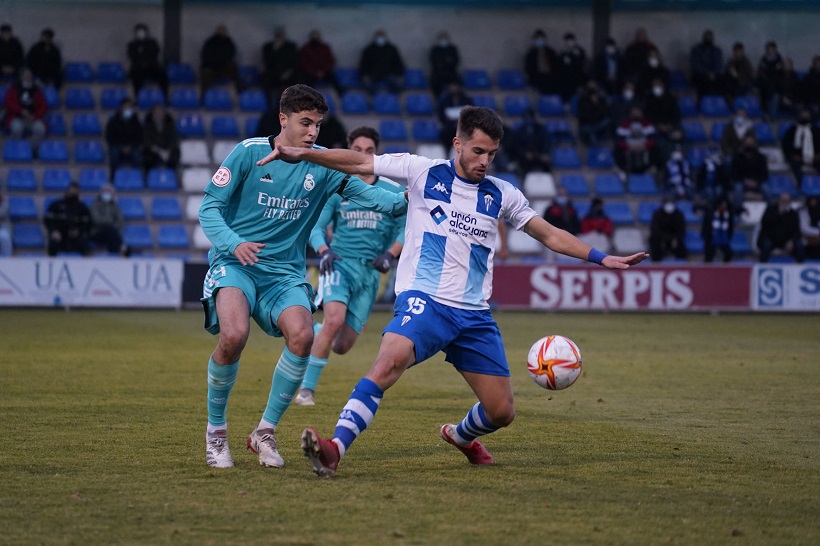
298,38,336,79
3,82,47,129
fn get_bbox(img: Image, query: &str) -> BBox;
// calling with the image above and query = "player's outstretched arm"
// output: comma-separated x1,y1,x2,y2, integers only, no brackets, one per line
523,216,649,269
257,145,375,176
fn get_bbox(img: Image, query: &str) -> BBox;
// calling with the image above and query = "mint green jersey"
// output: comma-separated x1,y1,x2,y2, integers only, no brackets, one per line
308,176,406,261
199,138,407,274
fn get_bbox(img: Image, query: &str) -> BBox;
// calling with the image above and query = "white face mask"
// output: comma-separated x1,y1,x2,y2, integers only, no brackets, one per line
734,116,747,126
374,36,386,46
534,38,545,48
122,109,134,119
652,86,664,97
555,196,568,206
671,151,683,161
605,45,616,55
623,89,634,101
663,203,676,214
648,57,659,68
135,30,147,40
101,192,113,202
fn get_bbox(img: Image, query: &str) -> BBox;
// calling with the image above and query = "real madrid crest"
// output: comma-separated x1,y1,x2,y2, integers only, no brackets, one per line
303,173,315,191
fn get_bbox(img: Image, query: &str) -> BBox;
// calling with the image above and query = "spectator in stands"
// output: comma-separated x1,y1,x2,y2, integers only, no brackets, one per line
0,23,24,79
723,42,754,102
701,193,735,263
314,112,347,150
358,29,405,96
757,41,785,120
649,198,687,261
643,77,682,161
142,103,179,171
90,183,131,257
593,37,622,95
105,98,143,177
610,80,640,128
799,55,820,119
799,196,820,260
697,147,731,207
44,182,92,257
757,192,804,262
429,30,461,97
524,29,558,95
437,81,473,153
637,48,670,97
577,79,612,146
614,106,658,176
261,26,299,104
781,108,820,189
775,57,801,119
731,134,770,213
663,145,694,201
127,23,167,100
200,24,241,95
507,108,551,179
621,28,656,85
26,28,62,90
297,30,344,97
3,68,47,151
720,108,753,163
543,185,580,235
556,32,587,102
580,197,614,253
689,29,723,105
0,192,11,256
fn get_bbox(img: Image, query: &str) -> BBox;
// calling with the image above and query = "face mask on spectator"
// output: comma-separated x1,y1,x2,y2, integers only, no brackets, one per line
648,57,659,68
374,36,386,46
652,86,663,97
135,30,147,40
123,108,134,119
623,89,634,100
555,196,568,206
734,116,747,127
671,151,683,161
663,203,675,214
605,45,616,55
101,192,113,202
534,38,545,48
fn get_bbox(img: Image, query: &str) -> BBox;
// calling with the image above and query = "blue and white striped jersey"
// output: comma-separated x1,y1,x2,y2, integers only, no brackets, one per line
373,153,538,310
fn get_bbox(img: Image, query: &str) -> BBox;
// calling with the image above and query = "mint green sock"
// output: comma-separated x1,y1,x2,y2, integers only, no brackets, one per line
207,358,238,427
301,356,328,391
262,347,309,425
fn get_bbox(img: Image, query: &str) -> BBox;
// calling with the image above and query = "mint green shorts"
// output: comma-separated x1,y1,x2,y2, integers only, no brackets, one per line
319,259,379,334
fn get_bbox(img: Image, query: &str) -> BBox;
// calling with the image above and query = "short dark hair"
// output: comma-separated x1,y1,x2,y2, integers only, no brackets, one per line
456,106,504,142
0,24,11,33
347,126,380,149
134,23,148,33
279,84,328,115
41,28,54,39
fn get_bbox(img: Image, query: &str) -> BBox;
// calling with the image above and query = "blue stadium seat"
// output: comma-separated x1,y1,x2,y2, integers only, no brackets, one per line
170,87,199,110
685,230,705,253
730,231,752,255
334,67,360,89
38,140,69,163
74,141,105,163
97,62,126,83
574,200,591,219
42,168,72,192
114,168,145,192
754,122,776,145
3,140,33,163
769,174,798,197
497,69,526,90
77,168,108,191
552,146,582,169
100,87,129,110
157,224,189,248
494,172,521,189
238,89,267,112
682,120,708,143
637,201,658,224
678,95,698,118
594,173,625,197
802,175,820,196
13,224,45,248
411,119,439,142
211,116,240,138
778,122,791,141
65,87,95,109
146,168,178,191
669,70,690,92
545,119,574,142
203,88,233,111
341,91,369,114
64,61,94,82
710,121,726,142
503,95,531,116
379,119,407,141
151,197,182,220
8,196,38,220
463,69,491,90
700,95,730,117
627,173,659,196
404,93,434,116
677,200,701,224
118,197,146,221
373,92,401,115
586,147,614,169
537,94,565,117
320,92,336,114
136,87,165,109
166,63,196,84
733,95,763,118
560,174,590,197
604,201,634,225
382,144,410,154
124,224,154,249
686,147,708,169
404,68,427,90
43,85,60,108
72,113,102,136
45,112,66,136
7,168,37,191
245,117,259,138
239,65,260,88
471,95,497,110
177,114,206,138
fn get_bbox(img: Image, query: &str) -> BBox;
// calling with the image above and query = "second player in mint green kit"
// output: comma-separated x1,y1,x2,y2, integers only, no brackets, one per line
199,85,407,469
295,127,406,407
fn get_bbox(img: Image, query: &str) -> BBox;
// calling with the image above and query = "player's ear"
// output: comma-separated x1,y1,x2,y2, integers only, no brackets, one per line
278,112,287,129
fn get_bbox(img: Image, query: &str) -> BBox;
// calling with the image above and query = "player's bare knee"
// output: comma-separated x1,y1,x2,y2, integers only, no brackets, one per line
287,327,314,357
487,406,515,428
332,338,354,355
217,330,248,360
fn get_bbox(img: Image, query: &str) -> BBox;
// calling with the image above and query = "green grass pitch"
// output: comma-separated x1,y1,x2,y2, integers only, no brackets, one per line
1,309,818,545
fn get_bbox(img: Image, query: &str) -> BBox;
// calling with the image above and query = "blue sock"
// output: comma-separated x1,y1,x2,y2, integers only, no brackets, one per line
454,403,499,444
333,377,383,456
261,347,309,426
301,356,328,391
207,358,239,428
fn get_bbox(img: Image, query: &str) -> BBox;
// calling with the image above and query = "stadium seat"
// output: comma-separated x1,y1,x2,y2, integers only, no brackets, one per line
627,173,659,196
677,200,701,224
78,168,108,191
404,68,427,90
238,89,267,112
496,69,526,90
136,87,165,109
523,172,556,199
212,140,237,164
503,95,531,116
740,200,767,226
552,146,582,169
559,174,590,197
383,145,410,154
754,122,776,145
74,141,105,163
686,147,708,169
637,201,658,224
239,65,260,88
177,114,206,138
802,175,820,196
322,92,336,114
537,94,565,117
415,143,447,159
604,201,634,224
7,168,37,191
778,122,791,141
593,173,625,196
43,85,60,108
146,168,178,191
118,197,146,220
97,62,126,83
678,95,698,118
613,227,646,254
211,116,240,138
245,117,259,138
12,224,45,248
100,87,129,110
157,224,190,248
574,200,591,219
182,167,212,192
373,92,401,115
586,147,614,169
700,95,730,117
203,88,233,111
65,87,95,109
334,67,360,89
733,95,763,118
507,229,542,254
193,225,212,249
682,120,708,143
406,120,437,144
471,95,497,110
545,119,574,142
185,195,204,221
710,121,726,142
3,140,33,163
494,172,521,189
45,112,67,136
404,93,434,116
123,224,154,249
166,63,196,85
379,119,407,141
38,140,69,163
170,87,199,110
768,174,798,197
685,230,705,254
730,231,753,255
462,69,491,90
114,168,144,192
151,197,183,220
9,196,38,220
72,113,102,136
64,61,94,82
341,91,369,114
669,70,690,92
180,140,211,166
42,168,72,192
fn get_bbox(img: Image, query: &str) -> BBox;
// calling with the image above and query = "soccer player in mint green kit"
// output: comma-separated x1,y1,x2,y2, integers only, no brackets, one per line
294,126,406,407
200,85,407,468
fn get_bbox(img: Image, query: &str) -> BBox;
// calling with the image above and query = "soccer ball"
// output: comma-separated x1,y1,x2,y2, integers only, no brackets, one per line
526,335,583,390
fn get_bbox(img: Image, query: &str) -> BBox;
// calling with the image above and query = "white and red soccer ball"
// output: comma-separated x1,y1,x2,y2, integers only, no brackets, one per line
526,335,583,390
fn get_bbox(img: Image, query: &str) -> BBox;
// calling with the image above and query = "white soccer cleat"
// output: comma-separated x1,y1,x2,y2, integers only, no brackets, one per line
206,430,234,468
246,427,285,468
294,389,315,406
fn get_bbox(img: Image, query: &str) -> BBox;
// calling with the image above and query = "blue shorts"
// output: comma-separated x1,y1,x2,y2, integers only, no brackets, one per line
383,290,510,377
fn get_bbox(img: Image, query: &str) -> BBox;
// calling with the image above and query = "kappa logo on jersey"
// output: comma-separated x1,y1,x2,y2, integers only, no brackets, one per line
212,166,231,187
259,173,273,183
401,315,411,326
431,182,449,195
430,205,448,225
484,194,494,212
303,173,315,191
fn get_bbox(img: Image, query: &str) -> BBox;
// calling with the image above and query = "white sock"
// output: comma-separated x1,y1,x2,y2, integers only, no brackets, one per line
257,418,277,431
207,423,227,435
